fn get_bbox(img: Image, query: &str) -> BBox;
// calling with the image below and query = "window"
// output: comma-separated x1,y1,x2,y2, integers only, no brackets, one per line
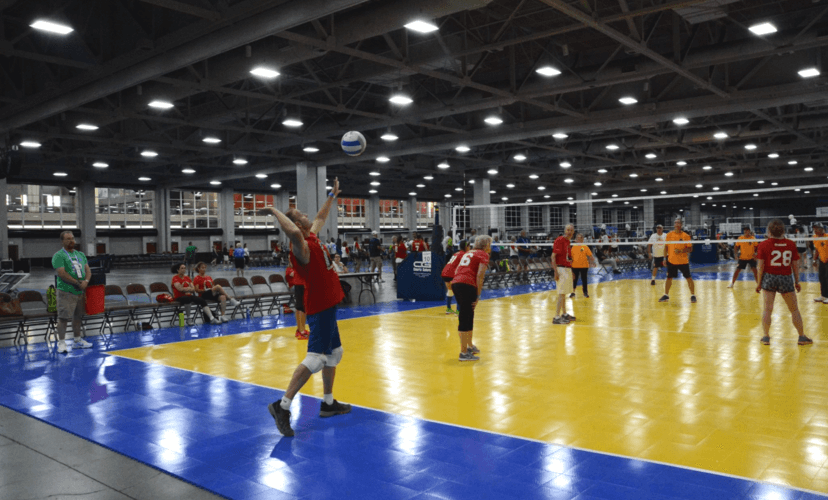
338,198,365,228
235,193,274,228
528,206,543,231
631,210,640,223
602,209,612,225
171,191,218,229
416,201,435,228
618,210,626,225
549,207,562,228
505,206,521,229
8,184,78,228
380,200,403,228
570,210,577,225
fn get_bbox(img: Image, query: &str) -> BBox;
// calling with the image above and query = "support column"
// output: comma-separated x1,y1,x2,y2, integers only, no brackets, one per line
576,191,593,235
520,205,529,232
76,181,97,256
297,163,336,242
274,190,290,213
688,201,701,230
611,209,618,229
405,196,418,232
471,178,491,235
561,205,570,232
0,178,7,259
366,194,380,235
643,199,655,232
219,187,235,249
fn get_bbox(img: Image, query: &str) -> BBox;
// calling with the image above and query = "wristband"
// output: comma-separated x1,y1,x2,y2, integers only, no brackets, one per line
328,192,335,197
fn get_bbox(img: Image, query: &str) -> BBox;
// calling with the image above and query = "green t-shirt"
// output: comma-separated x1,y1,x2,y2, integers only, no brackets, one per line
185,245,197,259
52,249,88,295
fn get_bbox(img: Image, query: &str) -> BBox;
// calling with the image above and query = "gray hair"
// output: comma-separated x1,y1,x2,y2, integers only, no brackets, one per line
473,235,492,250
60,230,74,241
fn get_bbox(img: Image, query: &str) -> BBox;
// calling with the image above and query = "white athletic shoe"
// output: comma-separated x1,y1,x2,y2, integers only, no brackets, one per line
727,284,734,289
73,338,93,349
210,317,222,325
56,340,69,354
229,299,240,307
814,297,827,303
220,315,230,323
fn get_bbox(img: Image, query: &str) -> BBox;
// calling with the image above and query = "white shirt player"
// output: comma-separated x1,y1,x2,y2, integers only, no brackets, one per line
648,232,667,258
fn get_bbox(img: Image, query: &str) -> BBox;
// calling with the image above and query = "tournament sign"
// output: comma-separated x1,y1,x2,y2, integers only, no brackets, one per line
396,251,446,301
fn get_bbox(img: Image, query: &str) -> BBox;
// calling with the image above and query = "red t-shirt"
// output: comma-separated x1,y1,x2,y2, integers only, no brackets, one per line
193,275,213,293
757,238,799,276
394,243,408,260
171,275,192,299
285,267,305,287
451,250,490,287
290,233,344,315
412,240,429,252
552,236,572,268
442,251,465,278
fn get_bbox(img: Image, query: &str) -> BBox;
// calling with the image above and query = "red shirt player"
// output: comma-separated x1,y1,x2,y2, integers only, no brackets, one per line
260,178,352,438
755,219,811,346
551,225,576,324
450,237,491,361
441,247,465,315
411,234,429,252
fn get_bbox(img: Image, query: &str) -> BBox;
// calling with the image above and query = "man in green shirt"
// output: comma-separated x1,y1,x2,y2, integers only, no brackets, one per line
185,242,198,277
52,231,93,353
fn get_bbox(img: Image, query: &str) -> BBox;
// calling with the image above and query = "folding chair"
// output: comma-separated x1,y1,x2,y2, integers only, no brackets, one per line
232,277,262,317
98,285,135,339
0,292,25,344
125,283,161,329
17,290,57,345
149,282,182,325
213,278,243,318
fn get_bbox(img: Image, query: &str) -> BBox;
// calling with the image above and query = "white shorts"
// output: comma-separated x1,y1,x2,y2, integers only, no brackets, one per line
556,267,574,295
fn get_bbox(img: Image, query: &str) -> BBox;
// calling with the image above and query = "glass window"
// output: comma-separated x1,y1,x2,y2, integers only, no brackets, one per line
96,187,154,228
528,206,542,231
505,206,521,229
8,184,78,228
171,191,218,228
234,192,273,228
380,200,403,229
602,209,612,225
549,207,562,229
570,210,577,225
337,197,366,228
618,210,626,225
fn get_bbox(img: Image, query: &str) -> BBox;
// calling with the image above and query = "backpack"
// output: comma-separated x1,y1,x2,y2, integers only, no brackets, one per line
47,285,57,313
156,293,173,303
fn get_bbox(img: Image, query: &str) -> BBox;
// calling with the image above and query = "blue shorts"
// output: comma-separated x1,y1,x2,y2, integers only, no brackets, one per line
307,306,342,355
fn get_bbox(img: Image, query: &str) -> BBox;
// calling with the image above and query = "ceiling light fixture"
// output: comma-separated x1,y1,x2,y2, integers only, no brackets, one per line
369,171,381,176
645,153,657,159
202,137,221,144
76,124,98,131
455,145,470,153
20,141,41,148
506,184,515,188
282,118,303,127
371,182,381,186
389,94,413,105
92,162,108,168
655,177,663,181
744,144,757,150
53,172,68,177
376,156,390,163
404,20,438,33
618,97,638,105
303,145,319,153
487,169,498,175
598,169,608,173
564,179,574,184
552,132,568,139
606,144,619,150
148,100,174,109
749,22,777,35
141,150,158,157
484,116,503,125
513,153,526,161
233,158,248,165
255,173,267,179
138,176,151,181
369,189,378,194
409,192,417,196
30,20,74,34
424,175,434,180
536,66,561,77
629,173,638,178
250,67,280,78
210,180,221,185
381,132,398,141
182,168,196,174
437,161,450,169
560,161,571,168
788,160,798,165
271,184,281,189
594,182,602,186
529,174,539,179
799,67,820,78
713,131,728,139
703,165,712,170
724,172,734,176
417,184,425,188
676,161,687,166
673,117,689,125
768,153,779,158
805,167,814,171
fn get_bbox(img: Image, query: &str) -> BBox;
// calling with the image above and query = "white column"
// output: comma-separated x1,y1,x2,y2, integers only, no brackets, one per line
366,194,380,236
405,196,418,232
219,187,235,248
643,199,655,232
274,190,290,213
689,201,701,229
471,179,491,234
520,205,529,232
297,163,336,242
0,178,7,259
76,181,97,256
576,191,593,234
561,205,570,231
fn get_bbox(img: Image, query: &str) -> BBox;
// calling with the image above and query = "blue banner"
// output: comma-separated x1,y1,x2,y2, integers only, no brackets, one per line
396,252,446,301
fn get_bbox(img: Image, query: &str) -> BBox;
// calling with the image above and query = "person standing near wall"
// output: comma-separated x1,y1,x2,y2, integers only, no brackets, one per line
369,231,383,282
185,242,197,277
812,223,828,303
52,231,93,353
234,243,245,277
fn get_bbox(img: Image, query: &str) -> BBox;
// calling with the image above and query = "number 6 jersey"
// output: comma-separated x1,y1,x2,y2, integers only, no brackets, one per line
756,238,799,275
451,250,490,287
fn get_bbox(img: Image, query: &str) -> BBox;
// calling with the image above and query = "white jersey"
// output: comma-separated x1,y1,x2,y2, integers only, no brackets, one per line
648,233,667,258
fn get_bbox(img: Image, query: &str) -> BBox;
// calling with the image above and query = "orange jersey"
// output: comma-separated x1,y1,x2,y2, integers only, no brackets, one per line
570,244,592,268
815,238,828,264
736,235,757,260
666,230,692,265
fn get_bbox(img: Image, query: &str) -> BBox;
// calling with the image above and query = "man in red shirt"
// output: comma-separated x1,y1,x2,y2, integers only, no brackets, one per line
551,225,575,325
392,235,408,281
411,232,429,252
451,236,491,361
260,179,350,437
755,219,811,345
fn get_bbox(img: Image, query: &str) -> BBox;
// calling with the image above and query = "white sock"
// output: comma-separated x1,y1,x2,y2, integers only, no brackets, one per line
203,307,214,319
280,396,292,410
323,394,334,405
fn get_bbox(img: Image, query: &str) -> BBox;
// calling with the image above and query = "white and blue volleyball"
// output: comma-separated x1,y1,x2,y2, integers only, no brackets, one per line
341,131,367,156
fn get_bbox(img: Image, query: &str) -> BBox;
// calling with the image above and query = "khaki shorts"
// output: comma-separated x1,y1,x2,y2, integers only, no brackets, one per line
556,267,574,295
57,289,85,322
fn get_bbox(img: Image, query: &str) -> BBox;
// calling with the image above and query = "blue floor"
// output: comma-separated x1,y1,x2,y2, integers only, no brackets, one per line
1,270,825,499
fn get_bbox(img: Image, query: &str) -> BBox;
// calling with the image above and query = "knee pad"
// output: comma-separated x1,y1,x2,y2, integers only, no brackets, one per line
446,288,454,297
325,346,343,367
301,352,327,373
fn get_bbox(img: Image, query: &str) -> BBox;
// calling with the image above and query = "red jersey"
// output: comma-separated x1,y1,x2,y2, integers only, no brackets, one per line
290,233,344,315
442,251,465,278
552,236,572,268
394,243,408,260
451,250,490,287
285,267,305,287
193,275,213,293
757,238,799,276
171,275,192,299
412,240,429,252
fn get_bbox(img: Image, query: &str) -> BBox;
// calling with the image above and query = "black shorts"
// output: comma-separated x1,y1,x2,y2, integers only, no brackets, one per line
737,259,756,270
200,290,218,302
451,283,478,332
761,273,795,294
293,285,305,312
185,256,195,264
442,276,453,283
667,262,691,279
234,257,245,269
653,257,665,268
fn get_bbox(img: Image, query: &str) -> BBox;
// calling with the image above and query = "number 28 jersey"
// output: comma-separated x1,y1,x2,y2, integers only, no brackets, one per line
451,250,490,287
756,238,799,276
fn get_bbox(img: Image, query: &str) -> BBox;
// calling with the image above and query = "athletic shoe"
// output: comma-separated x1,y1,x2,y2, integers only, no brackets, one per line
584,293,589,298
459,351,479,361
552,317,569,325
450,309,458,315
445,308,455,315
690,296,697,303
268,402,294,437
229,299,241,307
798,335,813,345
760,336,771,345
320,400,352,418
727,284,734,289
73,338,93,349
210,317,222,325
612,270,622,274
650,280,655,286
814,297,827,303
563,313,576,322
658,295,669,302
56,340,69,354
295,330,309,340
469,345,480,354
220,315,230,323
569,293,575,298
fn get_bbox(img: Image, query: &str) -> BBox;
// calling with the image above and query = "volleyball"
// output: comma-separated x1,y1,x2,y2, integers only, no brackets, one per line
341,131,367,156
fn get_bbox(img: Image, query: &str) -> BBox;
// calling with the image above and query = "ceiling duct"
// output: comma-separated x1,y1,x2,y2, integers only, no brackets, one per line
673,0,739,24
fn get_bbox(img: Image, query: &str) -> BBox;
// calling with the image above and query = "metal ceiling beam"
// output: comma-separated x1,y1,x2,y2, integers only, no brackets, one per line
136,0,223,21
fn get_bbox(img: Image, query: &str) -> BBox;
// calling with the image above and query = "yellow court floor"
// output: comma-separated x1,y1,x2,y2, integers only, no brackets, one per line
112,280,828,493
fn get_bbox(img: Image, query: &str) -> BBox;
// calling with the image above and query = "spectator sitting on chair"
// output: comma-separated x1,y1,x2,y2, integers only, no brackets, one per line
332,254,352,297
193,262,239,323
171,263,221,325
491,236,501,268
595,247,622,274
517,230,533,267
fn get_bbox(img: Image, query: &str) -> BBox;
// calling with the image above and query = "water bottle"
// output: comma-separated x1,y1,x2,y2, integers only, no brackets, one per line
178,312,185,327
245,308,251,320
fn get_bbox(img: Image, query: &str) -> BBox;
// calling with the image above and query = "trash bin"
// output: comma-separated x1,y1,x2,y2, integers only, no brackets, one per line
84,268,107,315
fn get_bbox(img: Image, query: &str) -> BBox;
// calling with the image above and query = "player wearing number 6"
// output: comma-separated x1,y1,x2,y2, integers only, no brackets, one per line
450,236,492,361
755,219,812,345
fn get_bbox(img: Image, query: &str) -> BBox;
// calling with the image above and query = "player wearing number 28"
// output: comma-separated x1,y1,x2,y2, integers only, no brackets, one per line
755,219,812,346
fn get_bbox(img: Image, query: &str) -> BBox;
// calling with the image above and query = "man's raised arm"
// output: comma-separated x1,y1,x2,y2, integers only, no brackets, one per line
310,178,341,235
258,207,310,265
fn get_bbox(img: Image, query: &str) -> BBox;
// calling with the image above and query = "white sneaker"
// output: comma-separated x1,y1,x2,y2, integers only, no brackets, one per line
56,340,69,354
727,284,734,289
73,338,93,349
220,315,230,323
814,297,827,303
229,299,240,307
210,317,222,325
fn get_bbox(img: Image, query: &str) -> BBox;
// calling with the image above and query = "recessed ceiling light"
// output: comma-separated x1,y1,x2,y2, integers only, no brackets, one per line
202,137,221,144
713,187,720,191
768,153,779,158
437,162,450,169
788,160,798,165
624,201,629,205
424,175,433,180
369,189,378,194
92,162,108,168
606,144,619,150
282,118,303,127
455,145,470,153
673,117,689,125
182,168,196,174
20,141,41,148
754,193,760,196
484,116,503,125
53,172,68,177
598,169,608,173
30,20,74,34
381,132,398,141
645,153,657,159
749,22,777,35
607,200,613,204
772,182,778,186
148,100,174,109
404,20,438,33
805,167,814,171
714,132,728,139
757,180,764,184
611,194,618,198
487,169,498,175
536,66,561,77
552,133,568,139
255,173,267,179
76,124,98,131
641,189,647,192
455,187,463,192
660,191,667,195
506,184,515,188
629,173,638,178
538,186,546,190
271,184,281,189
490,190,496,194
138,176,151,181
444,194,452,198
724,172,734,176
592,192,599,195
544,195,550,199
526,199,533,203
371,182,381,186
594,182,602,186
250,67,280,78
703,165,712,170
210,180,221,185
417,184,425,188
408,192,417,196
232,158,248,165
564,179,574,184
745,143,757,150
529,174,539,179
677,161,687,166
502,197,509,201
513,154,526,161
369,171,381,176
799,67,820,78
655,177,663,181
303,146,319,153
560,162,571,168
141,150,158,157
389,94,413,105
377,156,390,163
618,97,638,105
